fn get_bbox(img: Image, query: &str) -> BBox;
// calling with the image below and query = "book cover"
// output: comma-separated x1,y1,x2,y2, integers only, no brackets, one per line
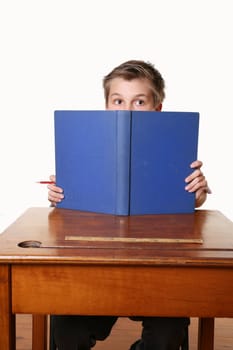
54,110,199,215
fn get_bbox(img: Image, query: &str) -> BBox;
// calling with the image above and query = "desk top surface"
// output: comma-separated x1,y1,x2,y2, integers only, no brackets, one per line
0,207,233,266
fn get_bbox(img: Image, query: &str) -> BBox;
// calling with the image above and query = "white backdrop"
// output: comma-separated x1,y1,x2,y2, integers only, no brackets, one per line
1,0,232,231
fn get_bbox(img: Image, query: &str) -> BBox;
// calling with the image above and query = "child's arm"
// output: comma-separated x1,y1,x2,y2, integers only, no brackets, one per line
185,160,211,208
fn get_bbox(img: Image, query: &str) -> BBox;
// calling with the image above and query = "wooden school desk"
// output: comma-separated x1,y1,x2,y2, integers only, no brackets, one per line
0,207,233,350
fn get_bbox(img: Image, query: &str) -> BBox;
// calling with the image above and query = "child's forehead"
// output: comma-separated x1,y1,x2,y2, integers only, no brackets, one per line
109,77,153,95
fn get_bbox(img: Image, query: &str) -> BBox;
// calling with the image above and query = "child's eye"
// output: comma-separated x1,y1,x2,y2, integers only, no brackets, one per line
135,100,145,106
114,99,122,105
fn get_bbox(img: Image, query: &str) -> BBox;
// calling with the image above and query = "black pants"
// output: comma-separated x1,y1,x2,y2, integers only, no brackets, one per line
51,315,190,350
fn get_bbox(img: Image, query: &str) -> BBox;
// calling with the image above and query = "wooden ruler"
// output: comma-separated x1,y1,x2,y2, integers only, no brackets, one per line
65,236,203,244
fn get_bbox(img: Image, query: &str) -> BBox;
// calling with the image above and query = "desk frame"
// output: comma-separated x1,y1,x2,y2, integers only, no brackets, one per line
0,208,232,350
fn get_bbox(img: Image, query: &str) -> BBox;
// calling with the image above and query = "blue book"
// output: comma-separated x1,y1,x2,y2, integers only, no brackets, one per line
54,110,199,215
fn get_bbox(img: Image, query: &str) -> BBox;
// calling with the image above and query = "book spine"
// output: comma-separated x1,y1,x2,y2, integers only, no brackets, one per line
115,111,131,215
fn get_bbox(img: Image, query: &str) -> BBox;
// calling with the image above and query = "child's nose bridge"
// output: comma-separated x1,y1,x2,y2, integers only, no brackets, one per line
125,101,134,110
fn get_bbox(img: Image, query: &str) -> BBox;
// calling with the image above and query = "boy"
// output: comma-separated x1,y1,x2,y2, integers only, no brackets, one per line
48,60,210,350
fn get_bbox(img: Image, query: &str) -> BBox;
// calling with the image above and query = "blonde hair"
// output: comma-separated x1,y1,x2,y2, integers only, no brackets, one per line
103,60,165,107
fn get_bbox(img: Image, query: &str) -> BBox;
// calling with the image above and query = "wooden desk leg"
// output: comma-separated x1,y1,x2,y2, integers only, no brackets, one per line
0,265,15,350
32,314,48,350
198,317,215,350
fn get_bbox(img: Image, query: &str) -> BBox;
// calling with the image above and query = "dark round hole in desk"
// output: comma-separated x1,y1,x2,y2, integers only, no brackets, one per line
18,240,42,248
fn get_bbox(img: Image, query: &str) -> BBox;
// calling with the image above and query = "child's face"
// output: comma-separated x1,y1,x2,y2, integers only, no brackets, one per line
106,77,162,111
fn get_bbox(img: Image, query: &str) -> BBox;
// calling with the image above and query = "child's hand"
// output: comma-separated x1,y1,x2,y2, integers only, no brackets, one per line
47,175,64,207
185,160,211,208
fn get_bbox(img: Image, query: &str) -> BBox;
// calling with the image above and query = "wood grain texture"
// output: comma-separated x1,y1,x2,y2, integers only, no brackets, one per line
12,264,233,317
1,208,232,350
1,208,233,265
0,265,15,349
